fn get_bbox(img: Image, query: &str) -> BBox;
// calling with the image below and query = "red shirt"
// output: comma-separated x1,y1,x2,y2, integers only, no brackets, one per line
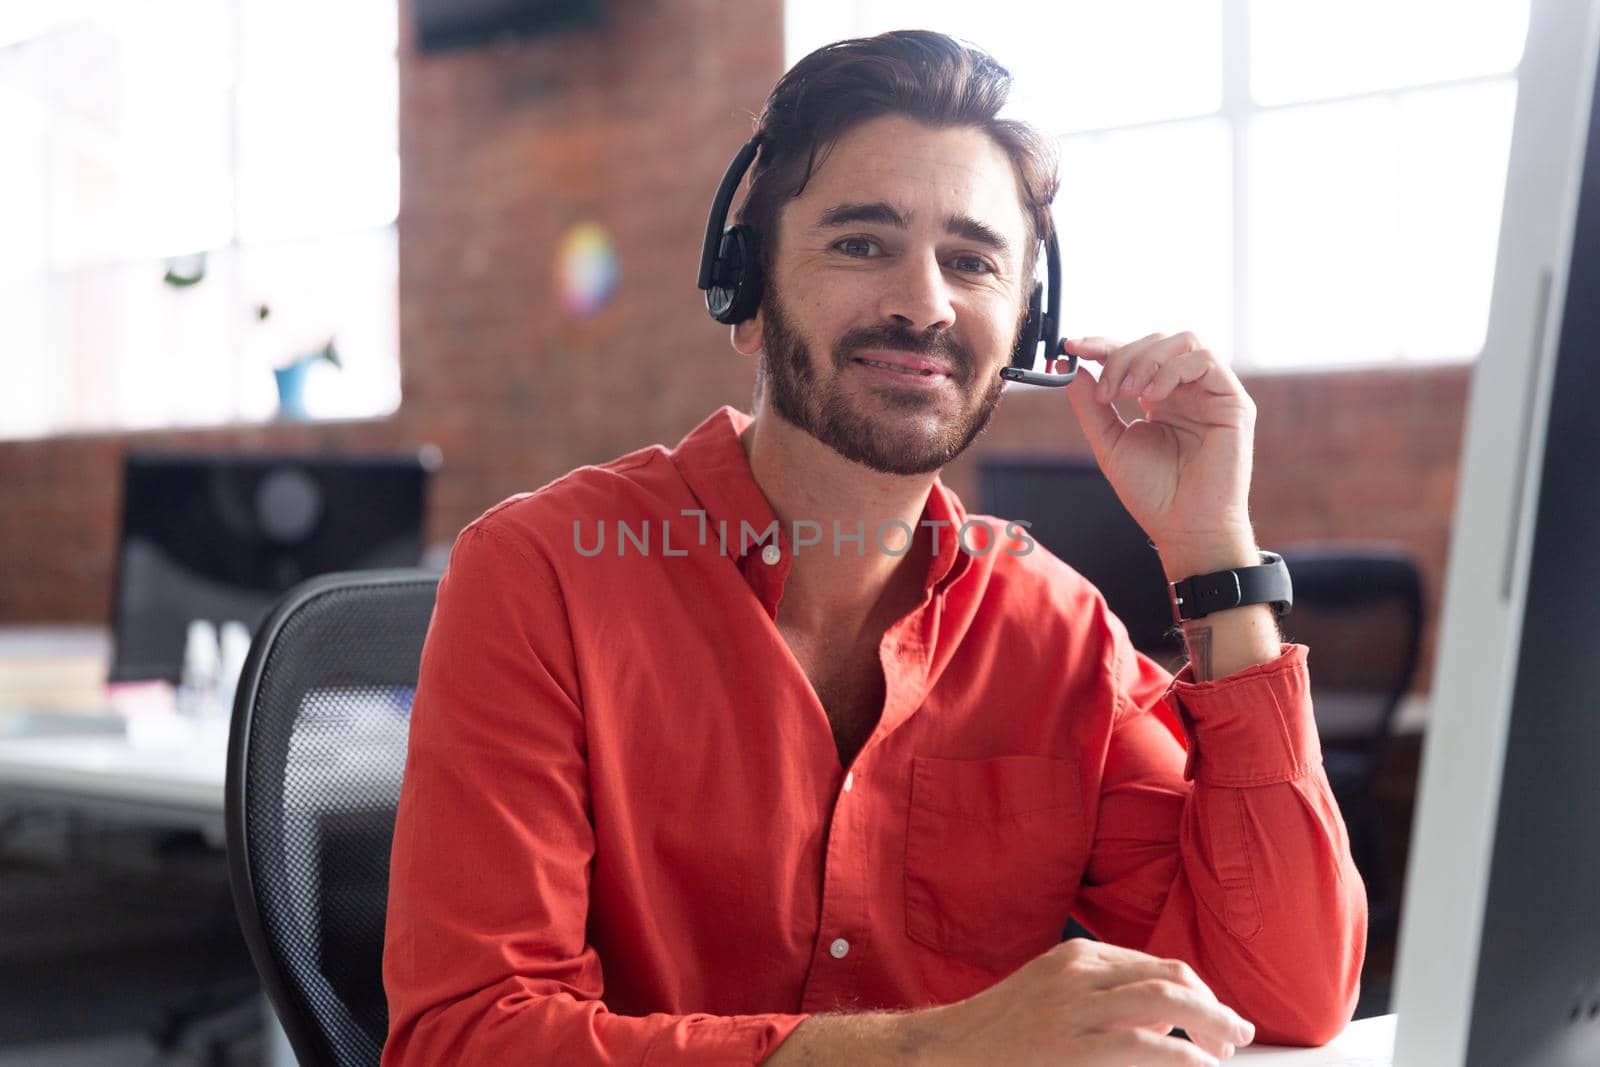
381,405,1366,1065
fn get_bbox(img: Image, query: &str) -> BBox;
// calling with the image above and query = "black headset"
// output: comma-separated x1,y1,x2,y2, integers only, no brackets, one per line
696,136,1078,387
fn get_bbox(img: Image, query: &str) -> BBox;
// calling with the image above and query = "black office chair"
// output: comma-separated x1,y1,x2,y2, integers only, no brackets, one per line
979,455,1183,662
227,569,439,1067
1278,545,1423,927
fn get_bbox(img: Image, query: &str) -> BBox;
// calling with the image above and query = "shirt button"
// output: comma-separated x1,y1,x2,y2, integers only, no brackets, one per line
829,938,850,959
761,544,781,565
842,771,854,792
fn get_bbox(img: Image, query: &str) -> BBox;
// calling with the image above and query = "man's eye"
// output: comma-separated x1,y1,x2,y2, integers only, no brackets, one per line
835,236,880,257
951,254,994,274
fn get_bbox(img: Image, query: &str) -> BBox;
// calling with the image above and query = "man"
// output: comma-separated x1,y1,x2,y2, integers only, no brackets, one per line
382,31,1365,1067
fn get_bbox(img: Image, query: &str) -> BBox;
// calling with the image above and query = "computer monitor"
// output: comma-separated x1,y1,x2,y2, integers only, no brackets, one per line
1392,0,1600,1063
977,456,1183,660
108,452,435,683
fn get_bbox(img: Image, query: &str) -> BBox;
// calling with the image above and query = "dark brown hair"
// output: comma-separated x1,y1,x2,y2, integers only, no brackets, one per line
736,30,1060,274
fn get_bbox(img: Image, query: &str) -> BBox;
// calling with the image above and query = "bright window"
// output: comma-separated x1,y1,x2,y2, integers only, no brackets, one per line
0,0,400,439
786,0,1526,371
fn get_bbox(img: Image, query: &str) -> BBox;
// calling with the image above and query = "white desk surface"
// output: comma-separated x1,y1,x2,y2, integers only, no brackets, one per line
0,714,227,813
1236,1014,1395,1064
0,625,228,819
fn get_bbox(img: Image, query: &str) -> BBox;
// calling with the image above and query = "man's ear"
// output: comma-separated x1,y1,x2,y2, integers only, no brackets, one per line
731,311,764,356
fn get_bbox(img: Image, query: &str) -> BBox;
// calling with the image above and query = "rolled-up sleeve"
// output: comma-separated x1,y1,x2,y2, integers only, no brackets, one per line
381,522,806,1066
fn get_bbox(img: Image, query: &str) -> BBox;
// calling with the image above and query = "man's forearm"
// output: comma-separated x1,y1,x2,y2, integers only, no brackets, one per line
762,1009,938,1066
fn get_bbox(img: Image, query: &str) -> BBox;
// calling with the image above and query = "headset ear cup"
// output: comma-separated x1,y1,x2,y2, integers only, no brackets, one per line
706,225,764,325
1011,283,1044,369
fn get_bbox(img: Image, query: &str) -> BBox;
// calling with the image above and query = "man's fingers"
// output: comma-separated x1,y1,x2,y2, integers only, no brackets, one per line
1095,332,1167,401
1076,1027,1229,1067
1059,336,1123,363
1049,943,1256,1052
1084,980,1254,1061
1115,331,1206,399
1053,942,1221,1003
1139,349,1216,403
1065,366,1128,457
1063,330,1218,403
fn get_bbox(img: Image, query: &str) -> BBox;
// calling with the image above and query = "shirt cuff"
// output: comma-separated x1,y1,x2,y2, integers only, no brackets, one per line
1164,643,1320,786
645,1012,810,1066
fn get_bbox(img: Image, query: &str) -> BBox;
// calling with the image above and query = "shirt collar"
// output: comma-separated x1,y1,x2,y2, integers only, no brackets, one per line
668,405,974,596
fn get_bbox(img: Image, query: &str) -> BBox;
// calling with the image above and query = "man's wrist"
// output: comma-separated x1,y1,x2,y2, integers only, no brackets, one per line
764,1007,946,1066
1158,533,1261,585
1176,604,1282,682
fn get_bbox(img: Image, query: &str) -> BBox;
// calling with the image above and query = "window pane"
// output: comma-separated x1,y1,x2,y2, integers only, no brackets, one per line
0,2,106,49
0,54,50,280
42,253,237,433
1396,81,1517,360
236,0,398,243
236,226,400,422
0,0,399,439
0,276,58,438
1245,79,1515,369
45,2,235,267
1055,119,1232,359
1008,1,1222,132
786,0,1221,132
1251,0,1529,106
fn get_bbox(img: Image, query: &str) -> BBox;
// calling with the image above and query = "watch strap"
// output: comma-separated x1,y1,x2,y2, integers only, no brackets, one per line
1169,550,1293,622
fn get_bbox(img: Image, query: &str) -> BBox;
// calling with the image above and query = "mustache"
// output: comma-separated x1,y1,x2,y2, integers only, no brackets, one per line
834,325,972,377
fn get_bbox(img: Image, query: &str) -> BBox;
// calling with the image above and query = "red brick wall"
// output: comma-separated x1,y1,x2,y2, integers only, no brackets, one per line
0,1,1467,691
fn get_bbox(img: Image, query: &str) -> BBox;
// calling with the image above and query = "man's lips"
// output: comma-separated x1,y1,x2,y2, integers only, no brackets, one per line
848,350,955,378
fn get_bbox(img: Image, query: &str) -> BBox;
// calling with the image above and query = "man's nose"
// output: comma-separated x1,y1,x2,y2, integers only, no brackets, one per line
877,249,956,334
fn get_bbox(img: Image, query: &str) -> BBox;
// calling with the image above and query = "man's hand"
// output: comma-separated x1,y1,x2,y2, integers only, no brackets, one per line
915,939,1255,1066
1060,333,1258,581
766,940,1254,1065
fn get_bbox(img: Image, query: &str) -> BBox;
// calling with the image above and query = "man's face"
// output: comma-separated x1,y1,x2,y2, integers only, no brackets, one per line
740,114,1033,476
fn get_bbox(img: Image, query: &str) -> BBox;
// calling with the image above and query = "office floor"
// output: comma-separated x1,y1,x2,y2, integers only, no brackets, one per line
0,816,260,1065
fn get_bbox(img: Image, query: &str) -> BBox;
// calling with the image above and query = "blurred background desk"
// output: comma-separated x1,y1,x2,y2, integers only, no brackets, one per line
0,623,227,840
0,626,284,1066
0,713,227,842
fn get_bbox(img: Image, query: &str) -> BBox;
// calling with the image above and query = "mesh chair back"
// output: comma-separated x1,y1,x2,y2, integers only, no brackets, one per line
227,569,439,1067
1278,546,1424,749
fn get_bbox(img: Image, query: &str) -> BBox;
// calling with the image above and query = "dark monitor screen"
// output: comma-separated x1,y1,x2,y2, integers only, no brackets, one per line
977,456,1182,659
1392,4,1600,1063
1463,36,1600,1064
109,453,431,682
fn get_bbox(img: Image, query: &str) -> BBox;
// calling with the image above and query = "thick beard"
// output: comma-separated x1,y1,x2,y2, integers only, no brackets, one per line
756,285,1012,476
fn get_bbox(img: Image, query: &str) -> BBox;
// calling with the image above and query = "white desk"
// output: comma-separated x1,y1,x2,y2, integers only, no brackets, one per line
1238,1014,1396,1064
0,713,229,840
0,624,228,830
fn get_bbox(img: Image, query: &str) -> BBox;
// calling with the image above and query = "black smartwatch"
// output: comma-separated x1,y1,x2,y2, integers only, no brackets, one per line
1168,550,1293,624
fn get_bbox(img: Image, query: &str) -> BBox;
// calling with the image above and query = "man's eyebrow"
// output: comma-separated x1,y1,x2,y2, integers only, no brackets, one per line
945,214,1012,258
814,201,908,229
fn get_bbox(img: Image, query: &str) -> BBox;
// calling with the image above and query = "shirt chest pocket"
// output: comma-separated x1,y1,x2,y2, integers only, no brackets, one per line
904,755,1087,975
